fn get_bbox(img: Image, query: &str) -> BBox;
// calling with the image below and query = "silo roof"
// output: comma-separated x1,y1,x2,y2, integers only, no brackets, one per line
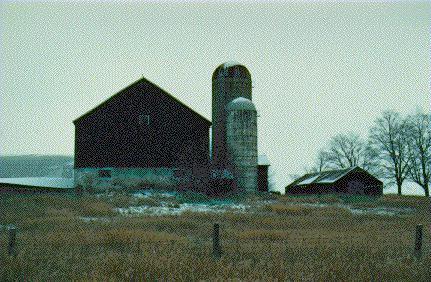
227,97,256,111
222,61,242,68
258,155,271,166
212,61,251,80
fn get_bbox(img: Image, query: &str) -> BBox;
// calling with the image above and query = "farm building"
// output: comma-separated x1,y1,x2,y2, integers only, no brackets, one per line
73,62,270,194
285,166,383,196
73,76,211,190
257,155,271,192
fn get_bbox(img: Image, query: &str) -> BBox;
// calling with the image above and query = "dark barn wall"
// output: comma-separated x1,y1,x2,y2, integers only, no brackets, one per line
285,169,383,196
74,79,210,169
287,184,333,195
257,165,269,192
335,171,383,196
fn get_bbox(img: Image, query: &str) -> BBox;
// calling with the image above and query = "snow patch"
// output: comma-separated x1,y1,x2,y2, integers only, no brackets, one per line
132,190,178,199
284,202,414,216
113,199,275,216
79,217,111,223
115,202,253,216
0,224,17,230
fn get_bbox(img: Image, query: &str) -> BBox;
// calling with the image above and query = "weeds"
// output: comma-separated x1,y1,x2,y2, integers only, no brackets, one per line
262,204,312,216
0,192,430,281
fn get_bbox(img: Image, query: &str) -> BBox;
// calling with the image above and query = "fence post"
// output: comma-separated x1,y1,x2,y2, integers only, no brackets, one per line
213,223,221,259
414,224,423,259
8,227,17,256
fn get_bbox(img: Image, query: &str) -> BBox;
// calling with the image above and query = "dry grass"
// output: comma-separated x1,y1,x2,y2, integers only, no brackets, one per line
262,204,312,216
0,192,430,281
378,194,430,209
262,203,353,218
311,206,353,218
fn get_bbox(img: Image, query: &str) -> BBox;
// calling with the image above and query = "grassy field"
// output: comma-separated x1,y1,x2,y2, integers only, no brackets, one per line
0,190,430,281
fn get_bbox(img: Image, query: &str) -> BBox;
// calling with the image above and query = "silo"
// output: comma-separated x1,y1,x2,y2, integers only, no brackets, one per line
212,62,252,169
226,97,258,192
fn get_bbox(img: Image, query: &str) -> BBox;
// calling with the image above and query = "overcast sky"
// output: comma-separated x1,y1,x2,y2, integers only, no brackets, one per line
0,1,430,193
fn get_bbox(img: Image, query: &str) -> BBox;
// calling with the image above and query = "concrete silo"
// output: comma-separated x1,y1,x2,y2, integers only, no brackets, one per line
212,62,252,169
226,97,258,192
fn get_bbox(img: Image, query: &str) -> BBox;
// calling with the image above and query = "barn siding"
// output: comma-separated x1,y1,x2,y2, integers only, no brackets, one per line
74,167,179,190
334,171,383,196
74,79,210,170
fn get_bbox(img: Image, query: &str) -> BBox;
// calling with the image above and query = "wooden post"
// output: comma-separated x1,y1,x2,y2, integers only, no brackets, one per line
213,223,221,259
414,224,423,259
8,227,17,256
75,185,83,197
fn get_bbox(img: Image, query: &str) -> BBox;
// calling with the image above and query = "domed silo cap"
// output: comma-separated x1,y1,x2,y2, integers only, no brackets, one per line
212,61,251,80
227,97,256,112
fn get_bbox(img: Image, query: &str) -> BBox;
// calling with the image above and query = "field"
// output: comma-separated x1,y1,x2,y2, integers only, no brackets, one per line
1,190,430,281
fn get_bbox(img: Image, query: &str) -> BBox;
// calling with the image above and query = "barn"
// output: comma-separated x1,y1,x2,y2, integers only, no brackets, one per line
73,76,211,191
285,166,383,196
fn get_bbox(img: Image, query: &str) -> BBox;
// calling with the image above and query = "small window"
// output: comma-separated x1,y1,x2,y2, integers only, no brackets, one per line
138,114,150,125
99,169,111,178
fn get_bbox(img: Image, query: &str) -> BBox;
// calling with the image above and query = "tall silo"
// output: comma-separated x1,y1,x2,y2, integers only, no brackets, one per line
226,97,258,192
212,62,252,169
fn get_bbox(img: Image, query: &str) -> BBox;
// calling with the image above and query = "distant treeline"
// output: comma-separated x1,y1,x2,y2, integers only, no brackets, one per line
0,155,73,178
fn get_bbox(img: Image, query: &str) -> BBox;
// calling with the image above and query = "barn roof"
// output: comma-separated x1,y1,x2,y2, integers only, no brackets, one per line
286,166,381,188
73,76,211,125
0,177,74,189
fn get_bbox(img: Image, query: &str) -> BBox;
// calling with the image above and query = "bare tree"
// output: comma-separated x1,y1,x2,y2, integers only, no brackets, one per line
361,143,386,179
405,111,431,197
304,133,371,177
174,139,210,192
315,150,330,172
299,152,329,175
368,110,411,195
317,132,368,170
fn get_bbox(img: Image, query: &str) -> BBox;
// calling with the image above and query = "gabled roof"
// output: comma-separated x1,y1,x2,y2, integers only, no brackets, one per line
286,166,380,188
73,76,211,125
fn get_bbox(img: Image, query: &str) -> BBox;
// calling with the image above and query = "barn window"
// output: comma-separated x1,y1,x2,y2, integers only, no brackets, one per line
138,114,150,125
99,169,112,178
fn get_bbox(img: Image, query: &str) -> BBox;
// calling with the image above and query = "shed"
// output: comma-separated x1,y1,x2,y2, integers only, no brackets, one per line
257,155,270,192
285,166,383,196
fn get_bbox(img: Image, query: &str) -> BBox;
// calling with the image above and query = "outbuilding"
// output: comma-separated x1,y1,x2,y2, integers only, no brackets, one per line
257,155,270,192
285,166,383,196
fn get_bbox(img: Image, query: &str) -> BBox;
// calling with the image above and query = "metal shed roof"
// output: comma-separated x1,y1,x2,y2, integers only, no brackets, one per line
287,166,362,187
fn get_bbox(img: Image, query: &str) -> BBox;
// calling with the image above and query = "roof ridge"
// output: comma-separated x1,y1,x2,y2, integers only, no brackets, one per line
73,76,211,124
286,166,382,189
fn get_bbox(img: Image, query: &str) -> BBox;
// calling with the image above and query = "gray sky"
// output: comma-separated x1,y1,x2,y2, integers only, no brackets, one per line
0,1,430,193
